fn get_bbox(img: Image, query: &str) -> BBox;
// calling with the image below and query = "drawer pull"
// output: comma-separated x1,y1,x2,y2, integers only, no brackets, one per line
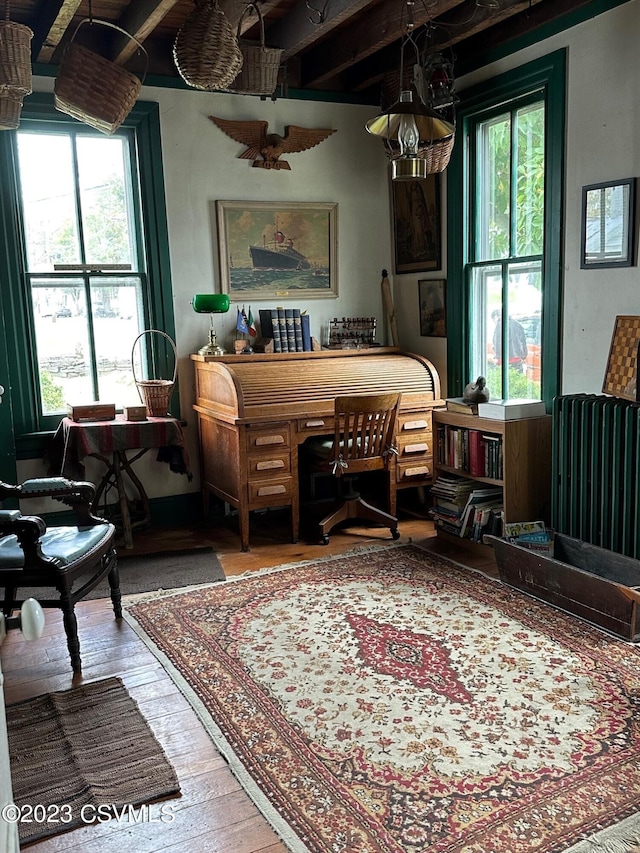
403,466,430,478
255,435,285,446
256,459,285,471
402,419,428,431
304,419,326,428
404,443,428,454
257,484,287,496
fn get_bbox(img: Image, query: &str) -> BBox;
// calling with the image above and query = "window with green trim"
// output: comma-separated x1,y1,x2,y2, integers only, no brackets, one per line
0,96,176,446
447,51,565,406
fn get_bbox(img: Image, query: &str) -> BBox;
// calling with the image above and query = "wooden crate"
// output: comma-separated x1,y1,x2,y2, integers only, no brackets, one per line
487,532,640,641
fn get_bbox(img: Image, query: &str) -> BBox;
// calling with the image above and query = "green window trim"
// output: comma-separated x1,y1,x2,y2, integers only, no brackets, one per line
0,94,176,460
446,49,566,405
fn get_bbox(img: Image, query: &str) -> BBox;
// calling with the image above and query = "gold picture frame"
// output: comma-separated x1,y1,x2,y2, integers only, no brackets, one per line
216,200,338,300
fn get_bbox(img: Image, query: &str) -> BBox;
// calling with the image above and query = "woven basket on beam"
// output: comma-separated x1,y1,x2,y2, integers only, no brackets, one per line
0,0,33,130
173,0,242,91
228,3,282,96
54,19,147,135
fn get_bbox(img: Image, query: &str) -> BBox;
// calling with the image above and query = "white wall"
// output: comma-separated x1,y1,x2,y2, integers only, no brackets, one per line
395,0,640,399
22,77,395,498
23,1,640,501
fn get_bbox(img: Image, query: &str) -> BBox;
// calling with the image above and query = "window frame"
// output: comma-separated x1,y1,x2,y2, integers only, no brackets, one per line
446,50,566,405
0,94,176,459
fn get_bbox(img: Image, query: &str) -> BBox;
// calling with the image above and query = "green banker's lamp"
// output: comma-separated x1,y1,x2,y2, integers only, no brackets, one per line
192,293,230,356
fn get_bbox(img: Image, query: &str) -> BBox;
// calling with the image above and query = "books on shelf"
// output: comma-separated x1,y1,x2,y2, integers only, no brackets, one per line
445,397,479,415
477,399,547,420
435,422,503,479
430,474,503,542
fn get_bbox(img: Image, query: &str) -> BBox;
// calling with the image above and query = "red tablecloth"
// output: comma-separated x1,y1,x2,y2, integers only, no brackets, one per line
49,416,192,481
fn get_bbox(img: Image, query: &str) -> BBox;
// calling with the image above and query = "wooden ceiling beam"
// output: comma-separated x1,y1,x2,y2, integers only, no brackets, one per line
109,0,181,64
298,0,463,88
34,0,82,63
264,0,377,58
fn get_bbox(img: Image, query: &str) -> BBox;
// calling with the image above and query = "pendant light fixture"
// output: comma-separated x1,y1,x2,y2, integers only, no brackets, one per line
365,1,455,180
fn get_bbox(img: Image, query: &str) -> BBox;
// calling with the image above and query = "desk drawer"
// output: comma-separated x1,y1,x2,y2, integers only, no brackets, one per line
396,459,432,483
297,416,334,435
247,451,291,479
248,477,294,504
246,424,291,452
397,414,431,435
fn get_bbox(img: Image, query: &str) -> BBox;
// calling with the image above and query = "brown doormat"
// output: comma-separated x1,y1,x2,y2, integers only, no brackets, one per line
6,677,181,846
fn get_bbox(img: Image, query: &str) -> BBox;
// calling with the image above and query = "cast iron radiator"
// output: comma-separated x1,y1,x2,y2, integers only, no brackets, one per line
551,394,640,559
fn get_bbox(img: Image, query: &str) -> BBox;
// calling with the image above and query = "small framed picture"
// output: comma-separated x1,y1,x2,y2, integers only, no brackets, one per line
393,175,441,274
419,279,446,337
581,178,636,269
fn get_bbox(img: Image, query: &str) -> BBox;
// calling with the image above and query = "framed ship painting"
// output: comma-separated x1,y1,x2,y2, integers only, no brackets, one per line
392,174,441,274
216,200,338,300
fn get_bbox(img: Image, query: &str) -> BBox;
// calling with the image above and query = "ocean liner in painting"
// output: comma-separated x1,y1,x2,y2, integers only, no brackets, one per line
249,229,311,271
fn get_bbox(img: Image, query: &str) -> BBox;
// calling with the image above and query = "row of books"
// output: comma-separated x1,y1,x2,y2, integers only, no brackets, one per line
445,397,547,420
259,308,312,353
430,474,503,541
436,424,504,480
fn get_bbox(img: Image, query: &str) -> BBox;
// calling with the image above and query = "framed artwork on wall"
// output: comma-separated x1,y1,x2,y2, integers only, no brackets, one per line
419,279,446,337
392,175,441,274
581,178,636,269
216,200,338,300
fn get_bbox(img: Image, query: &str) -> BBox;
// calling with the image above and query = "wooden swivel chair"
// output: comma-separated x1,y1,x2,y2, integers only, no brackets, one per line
0,477,121,673
305,392,402,544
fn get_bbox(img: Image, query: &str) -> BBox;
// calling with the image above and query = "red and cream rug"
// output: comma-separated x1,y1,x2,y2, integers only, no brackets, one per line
124,543,640,853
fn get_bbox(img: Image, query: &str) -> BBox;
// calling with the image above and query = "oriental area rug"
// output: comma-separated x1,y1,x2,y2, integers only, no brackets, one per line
123,543,640,853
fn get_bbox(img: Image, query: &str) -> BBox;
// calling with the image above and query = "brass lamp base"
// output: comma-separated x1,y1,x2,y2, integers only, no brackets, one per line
199,328,225,357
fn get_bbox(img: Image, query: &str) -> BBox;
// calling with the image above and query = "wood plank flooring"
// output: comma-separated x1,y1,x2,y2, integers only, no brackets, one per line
1,509,497,852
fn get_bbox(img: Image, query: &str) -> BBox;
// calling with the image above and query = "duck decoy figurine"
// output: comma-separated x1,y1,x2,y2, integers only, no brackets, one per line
463,376,490,403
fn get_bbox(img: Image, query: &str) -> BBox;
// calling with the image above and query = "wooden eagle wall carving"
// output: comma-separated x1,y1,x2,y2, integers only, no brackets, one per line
209,117,336,170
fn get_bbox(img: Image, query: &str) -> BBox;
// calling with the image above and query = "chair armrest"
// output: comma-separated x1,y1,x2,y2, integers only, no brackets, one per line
0,479,104,527
0,510,61,569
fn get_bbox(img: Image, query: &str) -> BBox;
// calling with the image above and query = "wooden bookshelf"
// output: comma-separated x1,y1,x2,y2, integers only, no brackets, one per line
432,408,552,548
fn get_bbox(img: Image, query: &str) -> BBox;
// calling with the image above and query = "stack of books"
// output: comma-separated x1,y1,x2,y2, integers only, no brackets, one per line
258,307,312,353
430,474,503,541
503,520,554,554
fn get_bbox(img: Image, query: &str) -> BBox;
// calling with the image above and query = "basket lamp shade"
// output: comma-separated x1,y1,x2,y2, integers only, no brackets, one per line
366,90,455,181
192,293,230,356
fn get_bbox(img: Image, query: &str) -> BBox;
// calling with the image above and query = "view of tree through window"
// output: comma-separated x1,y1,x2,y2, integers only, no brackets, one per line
468,99,545,401
16,128,146,416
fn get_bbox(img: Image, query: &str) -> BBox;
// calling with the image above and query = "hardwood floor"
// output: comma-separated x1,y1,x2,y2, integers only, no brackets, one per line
1,507,497,852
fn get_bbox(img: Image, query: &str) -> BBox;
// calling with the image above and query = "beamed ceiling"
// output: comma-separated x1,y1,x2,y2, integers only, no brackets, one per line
9,0,619,102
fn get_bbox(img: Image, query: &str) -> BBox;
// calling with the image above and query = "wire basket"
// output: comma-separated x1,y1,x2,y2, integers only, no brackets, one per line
54,18,147,135
173,0,243,91
132,330,177,418
228,3,282,96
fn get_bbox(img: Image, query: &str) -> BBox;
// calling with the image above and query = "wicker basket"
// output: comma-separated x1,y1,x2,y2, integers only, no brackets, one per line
0,89,22,130
0,19,33,94
173,0,243,91
54,19,147,135
229,3,282,96
132,330,177,418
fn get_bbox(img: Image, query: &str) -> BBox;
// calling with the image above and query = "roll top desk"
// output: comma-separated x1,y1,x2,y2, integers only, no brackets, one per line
191,348,442,550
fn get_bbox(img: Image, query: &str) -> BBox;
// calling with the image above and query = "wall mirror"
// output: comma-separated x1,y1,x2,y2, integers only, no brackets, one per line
581,178,636,269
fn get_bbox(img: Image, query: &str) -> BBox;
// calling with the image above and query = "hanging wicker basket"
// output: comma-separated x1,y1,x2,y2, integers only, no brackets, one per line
0,89,23,130
173,0,243,91
54,18,147,135
0,20,33,94
132,330,177,418
228,3,282,96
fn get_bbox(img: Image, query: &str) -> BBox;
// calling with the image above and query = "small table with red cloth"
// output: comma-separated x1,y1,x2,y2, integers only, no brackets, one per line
49,416,192,549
